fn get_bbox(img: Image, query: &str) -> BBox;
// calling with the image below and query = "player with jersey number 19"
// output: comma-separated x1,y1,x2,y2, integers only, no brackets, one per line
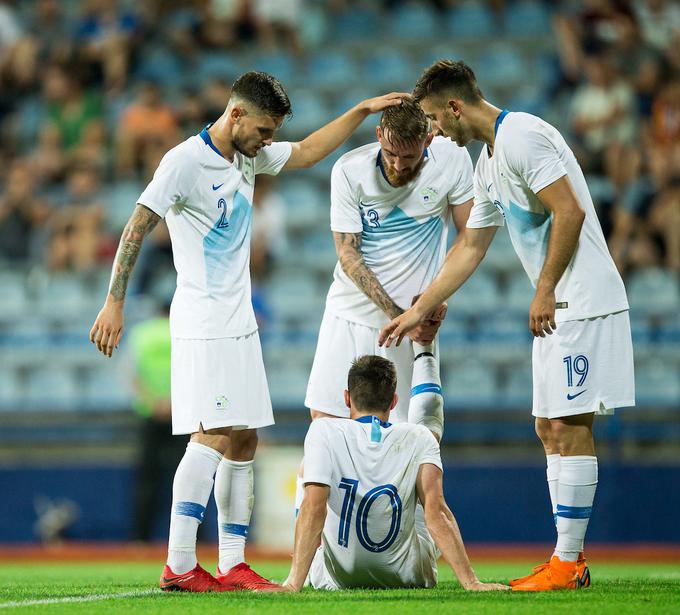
380,60,635,592
284,355,508,592
89,70,406,593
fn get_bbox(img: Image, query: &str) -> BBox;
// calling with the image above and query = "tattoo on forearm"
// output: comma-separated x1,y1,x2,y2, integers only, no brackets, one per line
334,232,402,319
109,205,161,301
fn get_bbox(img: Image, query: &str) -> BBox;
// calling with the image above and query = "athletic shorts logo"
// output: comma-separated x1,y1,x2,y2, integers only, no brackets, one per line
567,390,587,401
212,182,224,191
216,395,230,409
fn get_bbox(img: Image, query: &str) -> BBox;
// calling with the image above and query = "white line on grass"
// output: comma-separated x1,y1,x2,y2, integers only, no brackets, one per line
0,589,161,609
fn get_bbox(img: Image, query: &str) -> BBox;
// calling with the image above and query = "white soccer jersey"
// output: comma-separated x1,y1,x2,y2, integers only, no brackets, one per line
326,137,474,329
138,127,292,339
468,111,628,322
303,416,442,589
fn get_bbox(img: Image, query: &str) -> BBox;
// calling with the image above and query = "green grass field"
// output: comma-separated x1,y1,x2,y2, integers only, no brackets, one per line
1,561,679,614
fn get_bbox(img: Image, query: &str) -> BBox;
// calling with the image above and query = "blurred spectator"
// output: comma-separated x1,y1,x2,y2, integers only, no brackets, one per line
633,0,680,53
48,164,105,272
75,0,141,93
250,174,287,281
30,124,68,187
202,0,258,49
0,160,51,263
115,81,179,178
128,306,186,542
177,89,206,138
254,0,304,55
43,64,104,152
571,53,637,188
645,80,680,150
649,175,680,272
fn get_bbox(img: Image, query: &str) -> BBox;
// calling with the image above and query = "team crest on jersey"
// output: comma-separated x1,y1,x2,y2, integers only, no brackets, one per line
420,187,438,204
216,395,230,410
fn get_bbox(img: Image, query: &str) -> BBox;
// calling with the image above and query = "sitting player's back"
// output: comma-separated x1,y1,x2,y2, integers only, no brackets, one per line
304,416,441,589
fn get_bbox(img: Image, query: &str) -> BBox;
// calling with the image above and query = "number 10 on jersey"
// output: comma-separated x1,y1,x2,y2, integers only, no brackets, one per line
338,478,402,553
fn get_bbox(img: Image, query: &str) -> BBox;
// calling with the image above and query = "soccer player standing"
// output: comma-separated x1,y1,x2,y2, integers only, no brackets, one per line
305,97,473,440
380,61,635,591
89,71,404,592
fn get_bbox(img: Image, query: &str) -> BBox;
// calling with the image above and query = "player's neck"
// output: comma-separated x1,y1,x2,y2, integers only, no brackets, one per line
351,410,390,424
207,117,237,162
471,100,503,154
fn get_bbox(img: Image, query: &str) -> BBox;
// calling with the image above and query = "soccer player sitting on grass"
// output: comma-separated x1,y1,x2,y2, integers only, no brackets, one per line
283,355,508,592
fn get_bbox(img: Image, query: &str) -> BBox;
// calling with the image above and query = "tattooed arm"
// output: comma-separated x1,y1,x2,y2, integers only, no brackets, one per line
334,231,402,320
89,204,161,357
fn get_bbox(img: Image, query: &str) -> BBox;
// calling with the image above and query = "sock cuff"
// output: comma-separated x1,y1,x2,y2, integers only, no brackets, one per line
560,455,597,463
187,441,224,464
223,458,254,469
546,454,561,480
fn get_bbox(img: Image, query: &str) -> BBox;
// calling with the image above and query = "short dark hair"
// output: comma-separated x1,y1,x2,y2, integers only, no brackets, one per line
230,71,292,118
413,60,483,104
347,355,397,413
380,95,429,148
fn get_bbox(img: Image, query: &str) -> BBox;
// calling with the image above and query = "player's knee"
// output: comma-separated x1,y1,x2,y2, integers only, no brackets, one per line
535,418,552,445
408,392,444,441
230,429,258,460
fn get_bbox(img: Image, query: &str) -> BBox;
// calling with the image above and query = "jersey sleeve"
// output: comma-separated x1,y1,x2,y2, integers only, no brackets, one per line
302,420,334,486
330,159,362,233
507,126,567,194
253,141,293,176
447,147,475,206
137,145,197,218
417,427,443,471
467,166,505,229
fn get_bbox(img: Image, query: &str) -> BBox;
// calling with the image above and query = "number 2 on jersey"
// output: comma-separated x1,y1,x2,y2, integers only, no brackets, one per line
338,478,402,553
216,198,229,229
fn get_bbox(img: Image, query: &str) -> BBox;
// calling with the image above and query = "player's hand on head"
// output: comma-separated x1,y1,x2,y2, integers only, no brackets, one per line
528,287,556,338
89,302,124,358
360,92,409,114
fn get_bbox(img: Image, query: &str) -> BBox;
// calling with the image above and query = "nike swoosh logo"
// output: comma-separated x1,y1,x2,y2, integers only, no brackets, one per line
567,390,587,400
212,183,224,190
487,183,493,192
161,575,190,583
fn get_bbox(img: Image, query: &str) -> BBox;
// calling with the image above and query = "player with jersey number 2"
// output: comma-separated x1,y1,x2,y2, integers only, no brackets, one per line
380,60,635,592
89,71,406,593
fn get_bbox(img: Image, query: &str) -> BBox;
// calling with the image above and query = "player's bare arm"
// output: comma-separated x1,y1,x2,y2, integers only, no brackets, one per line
417,464,509,591
530,175,585,338
283,93,407,170
379,225,497,347
89,204,161,357
283,483,329,592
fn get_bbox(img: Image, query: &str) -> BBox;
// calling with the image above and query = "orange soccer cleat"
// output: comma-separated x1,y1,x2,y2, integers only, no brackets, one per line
510,552,590,588
160,563,237,592
215,562,285,592
511,556,582,592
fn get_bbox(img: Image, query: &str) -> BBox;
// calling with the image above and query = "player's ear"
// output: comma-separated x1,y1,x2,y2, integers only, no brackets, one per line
447,99,462,118
376,126,383,143
343,389,351,409
229,105,244,123
389,393,398,411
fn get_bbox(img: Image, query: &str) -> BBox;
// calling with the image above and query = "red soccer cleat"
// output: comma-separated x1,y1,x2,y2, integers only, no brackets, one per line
215,562,285,592
511,556,581,592
160,563,237,592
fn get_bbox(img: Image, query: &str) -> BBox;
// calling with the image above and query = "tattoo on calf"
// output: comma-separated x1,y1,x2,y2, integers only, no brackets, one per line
109,205,161,301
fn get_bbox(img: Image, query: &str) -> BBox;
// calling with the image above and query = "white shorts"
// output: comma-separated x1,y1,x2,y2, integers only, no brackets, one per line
171,332,274,435
305,311,438,423
532,310,635,419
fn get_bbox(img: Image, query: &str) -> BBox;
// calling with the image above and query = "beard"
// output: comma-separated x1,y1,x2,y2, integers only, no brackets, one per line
384,158,424,187
233,133,258,158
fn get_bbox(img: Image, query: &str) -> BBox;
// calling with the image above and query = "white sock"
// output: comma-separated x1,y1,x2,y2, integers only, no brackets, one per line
546,454,561,529
295,471,304,518
215,458,254,573
554,455,598,562
167,442,223,574
408,343,444,439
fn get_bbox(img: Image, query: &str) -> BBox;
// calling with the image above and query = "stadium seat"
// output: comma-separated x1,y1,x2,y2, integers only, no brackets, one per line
264,270,326,326
82,364,132,411
627,268,680,317
283,91,329,138
389,4,438,40
449,270,502,315
441,358,498,409
0,367,23,412
279,180,328,232
266,361,310,409
502,362,534,409
446,3,496,39
504,270,535,312
483,229,522,274
504,1,551,37
105,180,143,231
635,360,680,407
308,51,356,89
35,274,93,321
478,44,526,88
333,7,379,42
196,52,240,83
363,50,414,89
507,83,549,116
0,271,28,321
297,230,340,274
24,365,81,412
133,45,183,86
253,52,296,88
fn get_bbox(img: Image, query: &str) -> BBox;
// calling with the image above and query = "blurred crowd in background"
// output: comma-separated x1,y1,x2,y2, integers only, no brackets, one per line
0,0,679,418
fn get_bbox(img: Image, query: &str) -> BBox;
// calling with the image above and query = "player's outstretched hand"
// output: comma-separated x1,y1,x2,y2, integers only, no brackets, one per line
379,306,426,348
465,581,511,591
89,301,124,358
529,286,557,337
359,92,409,115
